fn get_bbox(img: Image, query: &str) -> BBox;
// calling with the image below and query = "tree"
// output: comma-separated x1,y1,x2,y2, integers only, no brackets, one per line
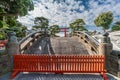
49,25,60,36
16,27,27,39
0,16,16,40
112,21,120,31
0,20,28,40
34,17,49,31
94,11,113,32
15,22,28,39
69,19,87,32
0,0,34,39
0,0,34,16
0,29,6,40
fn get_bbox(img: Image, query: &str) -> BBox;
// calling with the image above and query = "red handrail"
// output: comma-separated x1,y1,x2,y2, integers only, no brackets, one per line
11,54,108,80
0,40,7,48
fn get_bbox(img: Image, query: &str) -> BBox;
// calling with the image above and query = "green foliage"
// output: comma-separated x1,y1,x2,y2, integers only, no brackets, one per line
33,17,49,31
0,20,4,28
16,29,26,38
0,28,6,39
49,25,60,36
0,17,9,28
0,0,34,40
0,17,16,28
6,17,16,27
0,20,27,40
0,7,6,14
112,21,120,31
0,0,34,16
15,22,27,38
94,11,113,31
0,32,5,40
69,19,87,32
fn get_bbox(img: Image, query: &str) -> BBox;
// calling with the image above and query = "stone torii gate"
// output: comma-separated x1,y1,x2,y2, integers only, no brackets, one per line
60,28,69,37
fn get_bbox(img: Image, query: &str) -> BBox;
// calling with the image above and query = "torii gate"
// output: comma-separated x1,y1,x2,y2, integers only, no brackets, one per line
60,28,69,37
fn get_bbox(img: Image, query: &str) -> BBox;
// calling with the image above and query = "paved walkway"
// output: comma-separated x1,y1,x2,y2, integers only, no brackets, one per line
0,73,11,80
50,37,89,54
28,37,89,54
28,37,53,54
15,73,104,80
0,72,118,80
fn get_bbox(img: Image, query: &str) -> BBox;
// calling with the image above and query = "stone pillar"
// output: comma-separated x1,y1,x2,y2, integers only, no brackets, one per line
6,32,19,70
98,32,112,71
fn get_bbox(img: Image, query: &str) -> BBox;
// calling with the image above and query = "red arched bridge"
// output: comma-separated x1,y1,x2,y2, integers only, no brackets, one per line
1,31,114,80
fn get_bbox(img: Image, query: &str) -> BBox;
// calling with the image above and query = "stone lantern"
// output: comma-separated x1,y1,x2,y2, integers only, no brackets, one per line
99,32,113,71
5,32,19,70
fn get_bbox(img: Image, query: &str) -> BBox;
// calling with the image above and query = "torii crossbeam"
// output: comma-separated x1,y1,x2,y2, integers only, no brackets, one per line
60,28,69,37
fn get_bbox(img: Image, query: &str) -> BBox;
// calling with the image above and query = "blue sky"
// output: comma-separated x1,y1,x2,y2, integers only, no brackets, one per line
18,0,120,31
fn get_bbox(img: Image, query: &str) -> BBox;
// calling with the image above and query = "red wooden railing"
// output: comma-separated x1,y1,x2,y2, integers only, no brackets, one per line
11,54,108,80
0,40,7,48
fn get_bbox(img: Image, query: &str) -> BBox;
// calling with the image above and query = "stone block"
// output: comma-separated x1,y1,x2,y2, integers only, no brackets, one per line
0,54,11,76
109,69,120,78
109,51,120,78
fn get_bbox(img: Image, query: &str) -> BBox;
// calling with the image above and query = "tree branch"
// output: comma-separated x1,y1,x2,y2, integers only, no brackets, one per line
0,13,18,16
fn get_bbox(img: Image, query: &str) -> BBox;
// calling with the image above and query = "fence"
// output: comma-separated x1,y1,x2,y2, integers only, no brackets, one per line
0,40,7,48
11,54,108,80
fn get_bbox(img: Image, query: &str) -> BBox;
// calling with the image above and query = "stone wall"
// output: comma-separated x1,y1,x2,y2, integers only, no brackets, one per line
0,53,11,76
109,50,120,78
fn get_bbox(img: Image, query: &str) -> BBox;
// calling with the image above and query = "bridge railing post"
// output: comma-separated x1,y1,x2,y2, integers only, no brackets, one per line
5,32,19,71
98,32,112,71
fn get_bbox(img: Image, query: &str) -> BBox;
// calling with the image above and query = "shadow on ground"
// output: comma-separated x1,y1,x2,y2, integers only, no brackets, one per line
28,37,55,54
0,72,118,80
15,73,118,80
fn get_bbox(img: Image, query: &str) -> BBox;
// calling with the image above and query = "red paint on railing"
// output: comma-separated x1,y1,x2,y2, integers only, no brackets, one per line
60,28,69,37
0,40,7,48
10,54,108,80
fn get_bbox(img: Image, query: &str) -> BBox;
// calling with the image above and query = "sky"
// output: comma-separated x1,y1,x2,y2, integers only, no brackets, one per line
18,0,120,32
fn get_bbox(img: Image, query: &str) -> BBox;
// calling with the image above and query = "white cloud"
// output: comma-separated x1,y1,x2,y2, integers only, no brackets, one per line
17,0,120,31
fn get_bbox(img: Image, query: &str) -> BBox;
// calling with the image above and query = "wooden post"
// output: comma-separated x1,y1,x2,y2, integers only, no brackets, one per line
64,28,67,37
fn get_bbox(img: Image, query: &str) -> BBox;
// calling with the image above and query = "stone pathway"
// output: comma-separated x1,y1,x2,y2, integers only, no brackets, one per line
0,73,11,80
0,72,119,80
15,73,104,80
29,37,89,55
